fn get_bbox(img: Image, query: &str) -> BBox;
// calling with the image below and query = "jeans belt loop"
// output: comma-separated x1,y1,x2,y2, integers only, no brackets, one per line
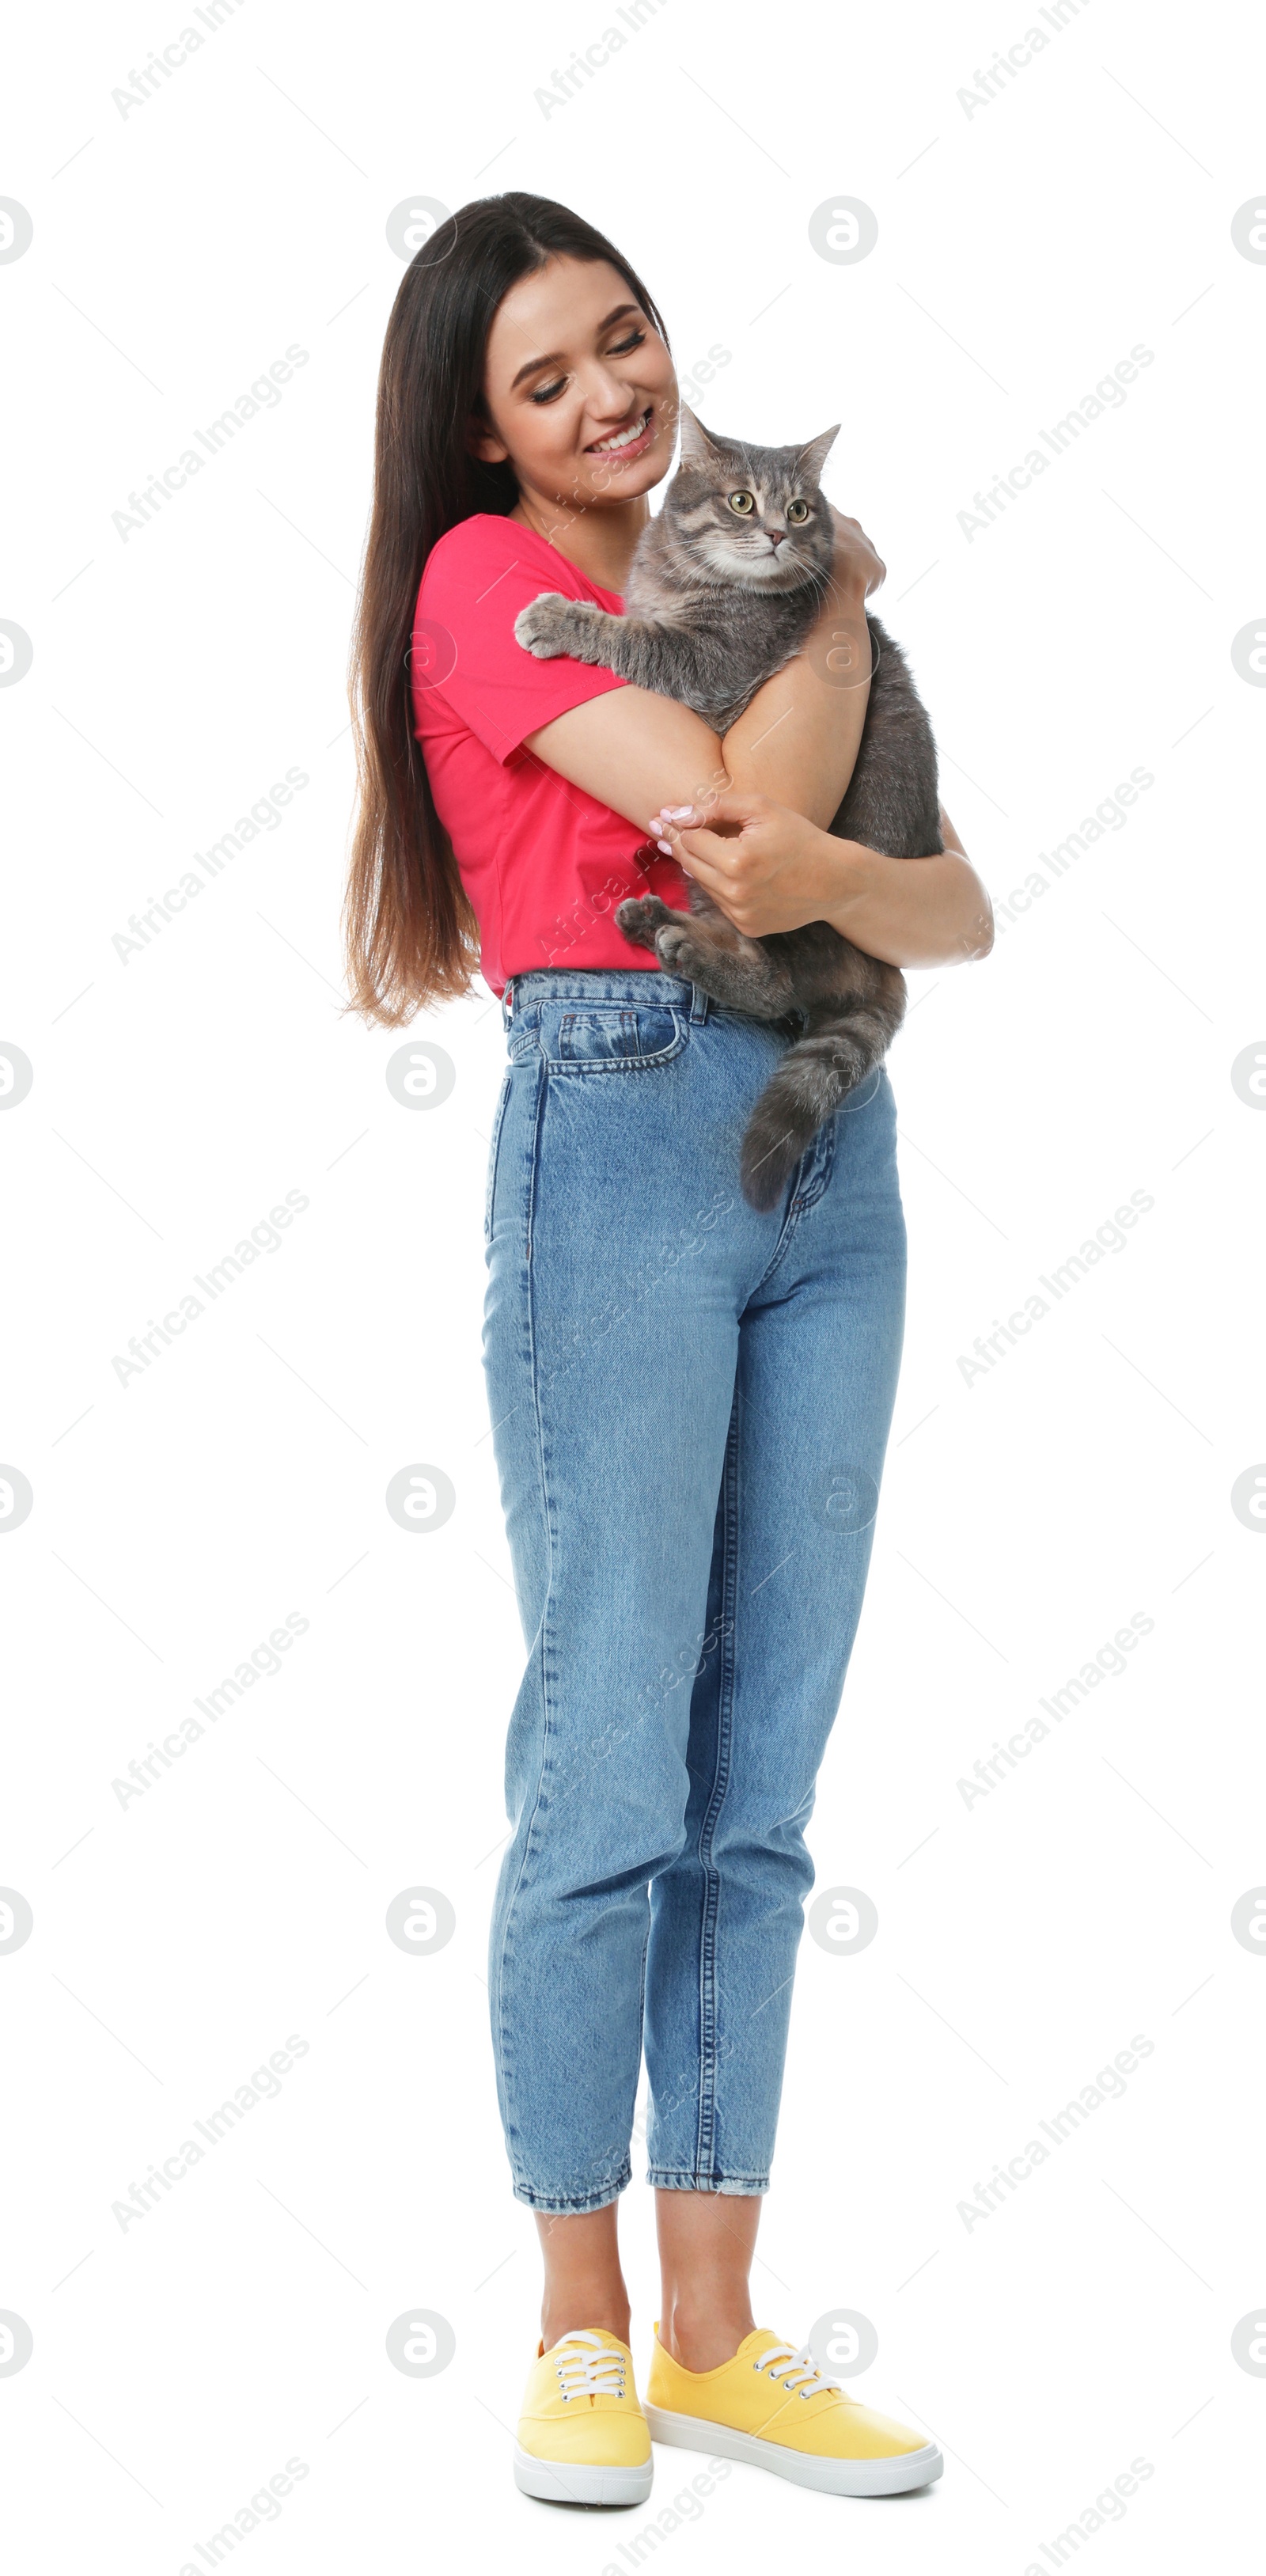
688,981,710,1026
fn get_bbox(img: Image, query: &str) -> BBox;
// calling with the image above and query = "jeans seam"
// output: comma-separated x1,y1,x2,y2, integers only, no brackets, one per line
631,1898,652,2183
750,1193,804,1293
513,2167,631,2214
791,1107,837,1213
748,1108,837,1292
647,2167,771,2192
493,1054,555,2185
693,1387,741,2177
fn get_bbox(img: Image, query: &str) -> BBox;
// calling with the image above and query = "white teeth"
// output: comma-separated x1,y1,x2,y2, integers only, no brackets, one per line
589,408,650,454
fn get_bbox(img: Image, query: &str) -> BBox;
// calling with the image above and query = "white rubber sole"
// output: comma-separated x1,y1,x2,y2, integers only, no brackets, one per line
513,2442,654,2506
643,2404,943,2497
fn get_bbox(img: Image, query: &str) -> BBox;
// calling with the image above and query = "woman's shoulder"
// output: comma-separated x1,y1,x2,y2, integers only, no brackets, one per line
420,512,532,600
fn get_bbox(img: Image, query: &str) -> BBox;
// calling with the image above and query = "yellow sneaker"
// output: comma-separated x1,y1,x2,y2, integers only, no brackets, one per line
514,2328,654,2506
645,2325,942,2498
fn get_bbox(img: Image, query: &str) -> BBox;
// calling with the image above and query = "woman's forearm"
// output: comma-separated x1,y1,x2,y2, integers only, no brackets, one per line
522,687,723,837
825,835,994,968
721,571,873,828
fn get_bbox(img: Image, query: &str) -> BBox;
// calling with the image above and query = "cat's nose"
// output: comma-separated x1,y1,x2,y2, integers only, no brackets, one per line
768,530,787,548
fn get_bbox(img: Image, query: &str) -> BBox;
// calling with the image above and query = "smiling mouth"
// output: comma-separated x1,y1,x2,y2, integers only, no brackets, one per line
586,404,654,456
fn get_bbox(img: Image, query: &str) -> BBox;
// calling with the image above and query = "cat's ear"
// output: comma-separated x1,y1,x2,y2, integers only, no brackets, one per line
675,403,726,468
797,423,841,484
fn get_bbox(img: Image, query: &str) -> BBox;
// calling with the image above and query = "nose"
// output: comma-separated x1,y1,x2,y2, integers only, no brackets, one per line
768,529,787,548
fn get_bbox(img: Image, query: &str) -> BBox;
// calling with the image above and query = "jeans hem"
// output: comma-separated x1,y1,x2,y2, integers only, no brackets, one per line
511,2168,631,2215
646,2168,771,2195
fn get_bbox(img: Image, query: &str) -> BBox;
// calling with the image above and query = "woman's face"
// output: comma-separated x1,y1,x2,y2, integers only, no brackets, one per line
475,254,677,512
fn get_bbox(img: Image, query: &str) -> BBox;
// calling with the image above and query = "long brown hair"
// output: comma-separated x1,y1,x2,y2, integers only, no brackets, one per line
344,192,669,1025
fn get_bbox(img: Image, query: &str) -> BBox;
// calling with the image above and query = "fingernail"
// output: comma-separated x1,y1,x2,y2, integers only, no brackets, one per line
656,840,673,855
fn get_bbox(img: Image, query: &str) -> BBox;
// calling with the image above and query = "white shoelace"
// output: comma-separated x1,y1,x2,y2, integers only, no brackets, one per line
552,2331,627,2400
754,2341,836,2400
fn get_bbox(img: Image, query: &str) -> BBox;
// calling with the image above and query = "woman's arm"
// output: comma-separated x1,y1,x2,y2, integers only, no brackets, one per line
657,792,995,969
521,687,724,837
519,516,885,840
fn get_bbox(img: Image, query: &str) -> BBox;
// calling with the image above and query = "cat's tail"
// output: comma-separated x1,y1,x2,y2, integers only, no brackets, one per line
739,986,906,1212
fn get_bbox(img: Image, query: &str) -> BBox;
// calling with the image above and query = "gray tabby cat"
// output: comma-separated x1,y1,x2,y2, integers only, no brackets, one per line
514,408,942,1211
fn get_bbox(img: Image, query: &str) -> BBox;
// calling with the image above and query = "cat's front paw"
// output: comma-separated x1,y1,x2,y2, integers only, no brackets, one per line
514,593,600,658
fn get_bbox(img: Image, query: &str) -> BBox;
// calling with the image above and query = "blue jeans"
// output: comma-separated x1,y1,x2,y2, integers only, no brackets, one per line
483,969,906,2214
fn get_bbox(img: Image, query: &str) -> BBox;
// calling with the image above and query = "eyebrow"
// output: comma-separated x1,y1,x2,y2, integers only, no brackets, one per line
508,304,642,392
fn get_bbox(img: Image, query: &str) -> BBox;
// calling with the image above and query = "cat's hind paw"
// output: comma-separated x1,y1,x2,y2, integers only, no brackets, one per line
653,919,707,975
615,895,674,949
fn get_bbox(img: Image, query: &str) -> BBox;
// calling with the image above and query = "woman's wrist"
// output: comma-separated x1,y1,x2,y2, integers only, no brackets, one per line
823,567,870,616
820,832,878,931
735,806,872,933
824,837,995,966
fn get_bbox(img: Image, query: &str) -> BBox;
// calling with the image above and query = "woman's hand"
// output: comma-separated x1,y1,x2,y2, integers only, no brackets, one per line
650,789,995,966
828,507,886,601
650,790,854,937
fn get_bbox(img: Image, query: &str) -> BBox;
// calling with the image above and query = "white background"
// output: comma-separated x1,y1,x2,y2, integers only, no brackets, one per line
2,0,1264,2568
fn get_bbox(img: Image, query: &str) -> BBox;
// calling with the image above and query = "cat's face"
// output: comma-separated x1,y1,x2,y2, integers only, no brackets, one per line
663,410,840,591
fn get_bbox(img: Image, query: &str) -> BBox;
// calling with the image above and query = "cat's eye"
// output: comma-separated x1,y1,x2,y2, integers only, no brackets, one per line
787,499,810,524
727,491,756,515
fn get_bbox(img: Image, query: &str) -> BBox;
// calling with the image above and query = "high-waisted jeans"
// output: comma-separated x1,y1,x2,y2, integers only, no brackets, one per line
482,969,906,2213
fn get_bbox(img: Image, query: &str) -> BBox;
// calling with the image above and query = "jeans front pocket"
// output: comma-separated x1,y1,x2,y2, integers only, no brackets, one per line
540,1003,688,1072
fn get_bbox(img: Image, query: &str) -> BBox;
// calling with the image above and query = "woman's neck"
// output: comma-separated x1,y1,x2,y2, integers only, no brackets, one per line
510,485,650,594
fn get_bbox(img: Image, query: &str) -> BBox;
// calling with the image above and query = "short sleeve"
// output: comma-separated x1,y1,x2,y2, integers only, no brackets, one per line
413,517,628,765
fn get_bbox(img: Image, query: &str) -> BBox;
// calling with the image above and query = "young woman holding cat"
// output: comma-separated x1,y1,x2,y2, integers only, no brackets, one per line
348,193,990,2510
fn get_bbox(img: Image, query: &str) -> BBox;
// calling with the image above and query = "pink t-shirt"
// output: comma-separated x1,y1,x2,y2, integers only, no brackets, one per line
411,514,692,996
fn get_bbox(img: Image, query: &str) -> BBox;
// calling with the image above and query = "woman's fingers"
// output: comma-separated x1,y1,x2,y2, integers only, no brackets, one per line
651,788,769,840
646,800,703,852
829,506,885,595
646,791,779,899
675,824,731,865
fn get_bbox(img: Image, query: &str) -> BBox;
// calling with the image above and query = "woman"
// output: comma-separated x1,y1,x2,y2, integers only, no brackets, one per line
347,192,991,2510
